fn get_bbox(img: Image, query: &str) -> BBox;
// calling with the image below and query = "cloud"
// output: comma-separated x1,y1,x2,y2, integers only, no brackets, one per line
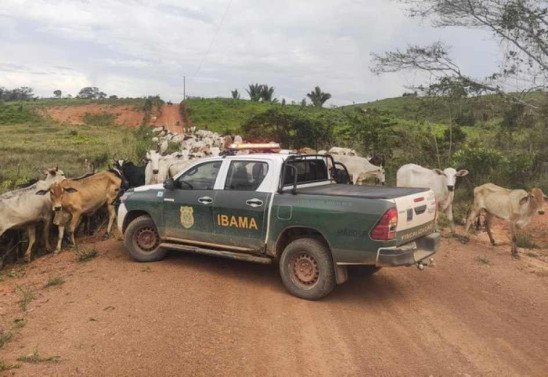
0,0,501,104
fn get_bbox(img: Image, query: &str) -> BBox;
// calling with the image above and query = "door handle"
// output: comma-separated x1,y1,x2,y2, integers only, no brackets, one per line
198,196,213,205
246,198,263,207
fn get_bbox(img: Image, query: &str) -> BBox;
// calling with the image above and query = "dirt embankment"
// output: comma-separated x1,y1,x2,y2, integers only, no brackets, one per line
0,217,546,376
42,103,185,133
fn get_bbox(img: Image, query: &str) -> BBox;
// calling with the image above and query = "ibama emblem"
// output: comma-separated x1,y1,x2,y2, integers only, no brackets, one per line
180,206,194,229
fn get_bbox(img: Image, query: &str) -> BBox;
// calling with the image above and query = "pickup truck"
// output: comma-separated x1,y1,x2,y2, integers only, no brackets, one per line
117,154,439,300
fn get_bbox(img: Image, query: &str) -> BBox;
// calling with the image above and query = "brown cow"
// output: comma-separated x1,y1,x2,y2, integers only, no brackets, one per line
464,183,546,257
36,171,122,253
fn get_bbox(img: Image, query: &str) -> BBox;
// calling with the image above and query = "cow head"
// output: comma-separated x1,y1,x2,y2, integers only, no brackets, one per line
145,150,161,175
433,168,469,192
43,167,65,182
35,181,78,211
527,188,546,215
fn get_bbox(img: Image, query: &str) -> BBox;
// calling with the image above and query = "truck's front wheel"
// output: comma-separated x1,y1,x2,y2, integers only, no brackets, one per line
124,215,166,262
279,238,336,300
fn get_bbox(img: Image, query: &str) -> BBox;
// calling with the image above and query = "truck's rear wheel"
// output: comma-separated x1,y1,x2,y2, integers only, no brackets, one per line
124,215,166,262
279,238,336,300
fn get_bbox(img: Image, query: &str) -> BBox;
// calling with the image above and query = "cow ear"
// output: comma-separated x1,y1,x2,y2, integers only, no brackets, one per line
456,169,469,177
519,195,530,205
433,169,445,176
35,189,49,195
64,187,78,193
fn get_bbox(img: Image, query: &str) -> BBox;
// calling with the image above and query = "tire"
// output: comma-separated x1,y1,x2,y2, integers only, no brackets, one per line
124,215,166,262
279,238,336,300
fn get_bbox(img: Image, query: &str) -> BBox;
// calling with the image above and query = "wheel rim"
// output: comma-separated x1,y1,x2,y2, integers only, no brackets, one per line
135,226,160,252
291,253,319,286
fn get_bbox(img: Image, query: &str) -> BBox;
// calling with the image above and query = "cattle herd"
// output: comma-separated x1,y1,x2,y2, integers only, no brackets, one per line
0,126,545,263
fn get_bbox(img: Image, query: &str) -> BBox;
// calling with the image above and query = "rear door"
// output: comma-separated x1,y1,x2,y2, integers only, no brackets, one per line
212,160,271,252
162,160,222,243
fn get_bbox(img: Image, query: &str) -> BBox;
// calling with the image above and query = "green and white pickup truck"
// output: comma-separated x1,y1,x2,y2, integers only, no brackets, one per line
118,154,439,300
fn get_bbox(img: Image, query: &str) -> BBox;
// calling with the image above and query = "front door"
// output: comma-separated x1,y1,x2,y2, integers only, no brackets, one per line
162,160,222,244
212,160,271,252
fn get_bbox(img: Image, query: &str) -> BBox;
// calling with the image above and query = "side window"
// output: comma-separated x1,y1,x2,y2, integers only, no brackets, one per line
225,161,268,191
284,159,328,185
177,161,221,190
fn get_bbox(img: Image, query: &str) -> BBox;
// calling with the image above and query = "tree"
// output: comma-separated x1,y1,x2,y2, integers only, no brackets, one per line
260,85,275,102
241,108,333,149
306,86,332,107
246,83,275,102
53,90,62,98
231,89,240,99
0,87,34,101
246,84,263,102
371,0,547,106
77,87,105,99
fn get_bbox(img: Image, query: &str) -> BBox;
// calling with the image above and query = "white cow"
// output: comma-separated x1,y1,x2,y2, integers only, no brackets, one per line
332,155,385,185
464,184,545,256
328,147,358,156
144,150,165,185
397,164,469,233
0,168,65,262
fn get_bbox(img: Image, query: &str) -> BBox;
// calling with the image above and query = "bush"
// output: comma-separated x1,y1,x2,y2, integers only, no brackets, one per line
454,112,476,127
453,146,507,189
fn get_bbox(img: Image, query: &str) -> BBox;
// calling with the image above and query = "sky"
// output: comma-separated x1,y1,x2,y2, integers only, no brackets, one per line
0,0,503,105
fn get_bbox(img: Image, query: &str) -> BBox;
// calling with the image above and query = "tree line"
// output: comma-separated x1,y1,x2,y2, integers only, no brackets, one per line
231,84,332,108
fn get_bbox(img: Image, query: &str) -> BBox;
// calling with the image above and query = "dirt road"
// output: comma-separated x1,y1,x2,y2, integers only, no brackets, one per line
1,219,547,376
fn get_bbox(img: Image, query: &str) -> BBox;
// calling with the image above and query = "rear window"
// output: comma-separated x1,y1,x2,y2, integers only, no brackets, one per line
283,159,328,185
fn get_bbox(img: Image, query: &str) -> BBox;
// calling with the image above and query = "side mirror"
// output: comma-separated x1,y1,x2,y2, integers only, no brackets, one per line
164,177,175,191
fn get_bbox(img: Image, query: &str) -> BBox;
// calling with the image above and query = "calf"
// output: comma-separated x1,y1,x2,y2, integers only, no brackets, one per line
464,184,545,256
1,168,65,262
397,164,469,233
36,171,122,253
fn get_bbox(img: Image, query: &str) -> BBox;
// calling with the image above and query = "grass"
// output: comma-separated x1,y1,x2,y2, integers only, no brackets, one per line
44,277,65,288
16,285,36,312
0,330,13,349
515,231,539,249
75,248,98,262
0,104,142,193
6,267,26,279
13,318,26,329
476,256,491,265
0,360,20,372
17,350,60,364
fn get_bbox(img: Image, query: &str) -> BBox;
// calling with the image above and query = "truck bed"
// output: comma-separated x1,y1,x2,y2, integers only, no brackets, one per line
298,184,427,199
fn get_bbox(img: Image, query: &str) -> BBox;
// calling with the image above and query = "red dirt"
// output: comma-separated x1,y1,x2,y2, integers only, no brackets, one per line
0,217,547,376
43,104,185,133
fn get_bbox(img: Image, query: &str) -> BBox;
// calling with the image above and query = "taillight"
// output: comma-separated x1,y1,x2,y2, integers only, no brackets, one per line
370,207,398,241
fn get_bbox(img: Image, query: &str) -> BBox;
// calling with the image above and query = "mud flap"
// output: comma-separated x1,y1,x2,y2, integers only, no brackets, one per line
335,264,348,284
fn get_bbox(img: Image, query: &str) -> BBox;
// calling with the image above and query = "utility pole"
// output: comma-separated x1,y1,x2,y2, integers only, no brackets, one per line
183,75,186,101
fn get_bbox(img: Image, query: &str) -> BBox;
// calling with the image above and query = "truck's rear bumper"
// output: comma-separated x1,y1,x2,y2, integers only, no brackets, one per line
375,232,440,267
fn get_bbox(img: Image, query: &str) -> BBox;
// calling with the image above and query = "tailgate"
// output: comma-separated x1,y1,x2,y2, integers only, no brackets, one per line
392,189,436,241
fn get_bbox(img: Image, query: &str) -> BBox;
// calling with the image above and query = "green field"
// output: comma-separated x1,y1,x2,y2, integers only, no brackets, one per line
0,102,147,192
1,92,546,194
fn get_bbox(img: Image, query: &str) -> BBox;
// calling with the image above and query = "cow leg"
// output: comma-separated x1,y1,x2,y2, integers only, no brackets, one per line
510,222,519,258
104,203,117,239
43,216,52,252
55,226,65,254
68,212,82,247
485,213,496,246
445,204,455,233
23,225,36,263
464,206,481,234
